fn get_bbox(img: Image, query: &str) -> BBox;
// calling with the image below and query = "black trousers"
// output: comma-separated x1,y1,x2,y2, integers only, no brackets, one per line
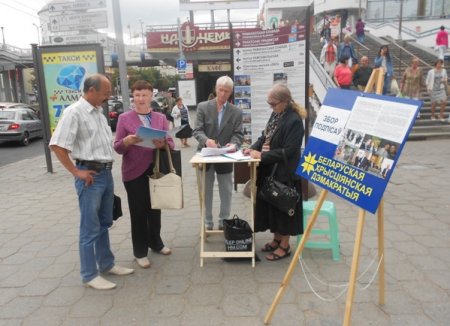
124,164,164,258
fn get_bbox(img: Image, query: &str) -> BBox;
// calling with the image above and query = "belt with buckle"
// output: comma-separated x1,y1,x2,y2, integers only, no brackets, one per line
75,160,113,171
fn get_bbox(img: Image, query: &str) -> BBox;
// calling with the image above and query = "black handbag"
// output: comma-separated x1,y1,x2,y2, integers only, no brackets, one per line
258,149,300,216
113,194,123,221
223,214,253,252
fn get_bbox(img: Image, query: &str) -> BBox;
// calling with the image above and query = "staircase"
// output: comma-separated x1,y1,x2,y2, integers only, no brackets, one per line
310,32,450,139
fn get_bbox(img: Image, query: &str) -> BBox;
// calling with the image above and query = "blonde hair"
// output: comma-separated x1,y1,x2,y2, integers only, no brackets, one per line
269,83,307,119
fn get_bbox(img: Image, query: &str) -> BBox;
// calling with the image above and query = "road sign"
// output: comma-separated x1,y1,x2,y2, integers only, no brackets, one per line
51,33,108,47
50,11,108,32
177,59,187,69
48,0,106,12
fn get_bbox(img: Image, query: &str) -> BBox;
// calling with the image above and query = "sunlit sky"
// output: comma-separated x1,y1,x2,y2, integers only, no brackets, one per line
0,0,259,49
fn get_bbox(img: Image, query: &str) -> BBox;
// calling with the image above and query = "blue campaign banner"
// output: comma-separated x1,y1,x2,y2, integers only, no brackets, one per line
297,88,422,213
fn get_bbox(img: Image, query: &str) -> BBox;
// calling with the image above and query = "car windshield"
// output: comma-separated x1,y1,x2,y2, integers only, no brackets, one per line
0,111,15,120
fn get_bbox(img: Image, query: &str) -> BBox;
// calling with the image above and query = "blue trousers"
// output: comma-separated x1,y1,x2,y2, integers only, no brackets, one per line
75,166,115,283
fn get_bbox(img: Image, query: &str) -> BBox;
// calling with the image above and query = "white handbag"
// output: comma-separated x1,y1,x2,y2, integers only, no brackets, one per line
149,143,183,209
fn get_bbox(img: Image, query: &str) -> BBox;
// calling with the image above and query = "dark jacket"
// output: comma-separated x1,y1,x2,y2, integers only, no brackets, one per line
251,106,304,182
193,99,243,174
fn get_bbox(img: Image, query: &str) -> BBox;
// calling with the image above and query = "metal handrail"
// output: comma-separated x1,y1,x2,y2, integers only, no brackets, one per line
350,35,371,59
387,39,433,70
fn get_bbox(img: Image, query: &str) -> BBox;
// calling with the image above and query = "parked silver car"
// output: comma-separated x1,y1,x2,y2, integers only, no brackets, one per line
0,107,43,146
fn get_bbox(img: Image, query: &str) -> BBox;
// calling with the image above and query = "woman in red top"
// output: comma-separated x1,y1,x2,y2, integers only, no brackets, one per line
333,56,353,89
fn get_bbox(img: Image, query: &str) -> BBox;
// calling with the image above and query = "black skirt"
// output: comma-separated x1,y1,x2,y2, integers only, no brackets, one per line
175,123,192,139
254,164,303,236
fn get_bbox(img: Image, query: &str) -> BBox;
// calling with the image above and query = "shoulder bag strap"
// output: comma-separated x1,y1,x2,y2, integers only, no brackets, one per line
164,142,176,174
153,149,161,174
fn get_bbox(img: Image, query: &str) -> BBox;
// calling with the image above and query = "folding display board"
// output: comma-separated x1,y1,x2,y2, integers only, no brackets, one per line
297,88,422,213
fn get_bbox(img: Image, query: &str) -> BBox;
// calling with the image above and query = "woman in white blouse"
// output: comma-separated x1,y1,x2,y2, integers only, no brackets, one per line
171,97,192,147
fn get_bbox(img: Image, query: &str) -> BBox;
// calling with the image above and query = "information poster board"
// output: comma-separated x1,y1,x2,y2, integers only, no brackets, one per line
177,79,197,107
36,44,104,133
232,8,308,146
297,88,422,213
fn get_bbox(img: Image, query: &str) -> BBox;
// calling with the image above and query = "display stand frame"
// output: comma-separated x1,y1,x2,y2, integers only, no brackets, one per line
264,68,388,325
190,154,260,267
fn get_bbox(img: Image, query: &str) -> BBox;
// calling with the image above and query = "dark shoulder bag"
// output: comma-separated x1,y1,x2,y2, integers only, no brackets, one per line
258,149,300,216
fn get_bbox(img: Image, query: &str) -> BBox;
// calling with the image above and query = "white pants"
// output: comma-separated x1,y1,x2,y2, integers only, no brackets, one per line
437,45,446,60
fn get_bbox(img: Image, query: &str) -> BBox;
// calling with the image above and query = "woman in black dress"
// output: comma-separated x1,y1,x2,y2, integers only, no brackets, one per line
243,84,306,261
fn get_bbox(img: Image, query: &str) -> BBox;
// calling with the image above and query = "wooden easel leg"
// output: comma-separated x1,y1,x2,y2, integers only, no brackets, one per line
343,209,366,326
377,199,385,305
195,164,206,267
249,162,258,267
264,190,329,324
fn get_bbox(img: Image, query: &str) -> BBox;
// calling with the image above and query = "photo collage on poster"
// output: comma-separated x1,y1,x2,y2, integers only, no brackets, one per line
234,75,252,146
334,129,400,180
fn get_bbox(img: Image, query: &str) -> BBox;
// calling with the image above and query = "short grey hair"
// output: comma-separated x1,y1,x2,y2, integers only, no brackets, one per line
83,74,108,93
216,75,234,89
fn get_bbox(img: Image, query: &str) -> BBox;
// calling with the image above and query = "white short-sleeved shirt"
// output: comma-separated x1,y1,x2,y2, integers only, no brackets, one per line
49,97,114,162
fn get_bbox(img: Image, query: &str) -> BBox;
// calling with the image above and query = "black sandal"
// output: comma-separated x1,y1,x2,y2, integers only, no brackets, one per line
261,239,281,252
265,244,291,261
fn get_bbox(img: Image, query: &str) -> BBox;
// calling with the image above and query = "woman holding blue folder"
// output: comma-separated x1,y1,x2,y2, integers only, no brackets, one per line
114,80,175,269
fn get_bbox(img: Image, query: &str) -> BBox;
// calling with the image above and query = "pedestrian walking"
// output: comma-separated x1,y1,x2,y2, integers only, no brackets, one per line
320,37,338,78
337,34,358,68
435,25,448,60
426,59,448,122
355,18,365,44
400,57,424,117
374,45,394,95
353,56,373,91
49,74,134,290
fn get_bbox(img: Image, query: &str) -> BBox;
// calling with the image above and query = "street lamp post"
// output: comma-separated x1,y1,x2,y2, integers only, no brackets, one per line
32,23,40,45
139,19,145,51
1,26,5,48
398,0,403,40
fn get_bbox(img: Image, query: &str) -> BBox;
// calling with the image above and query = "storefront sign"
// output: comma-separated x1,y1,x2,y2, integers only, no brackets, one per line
147,21,257,52
198,63,231,72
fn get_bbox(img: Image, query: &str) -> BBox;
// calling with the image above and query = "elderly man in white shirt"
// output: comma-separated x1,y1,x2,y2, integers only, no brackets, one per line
50,74,134,290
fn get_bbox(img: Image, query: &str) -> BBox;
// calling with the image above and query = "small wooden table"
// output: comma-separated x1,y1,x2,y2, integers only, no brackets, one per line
190,154,260,267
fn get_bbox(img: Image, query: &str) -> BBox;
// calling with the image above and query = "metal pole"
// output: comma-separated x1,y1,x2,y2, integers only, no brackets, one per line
31,43,53,173
1,27,5,48
177,17,185,60
139,19,145,51
398,0,403,40
359,0,362,18
111,0,130,110
32,23,40,45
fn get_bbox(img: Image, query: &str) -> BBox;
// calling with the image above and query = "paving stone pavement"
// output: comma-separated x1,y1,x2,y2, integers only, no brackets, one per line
0,138,449,325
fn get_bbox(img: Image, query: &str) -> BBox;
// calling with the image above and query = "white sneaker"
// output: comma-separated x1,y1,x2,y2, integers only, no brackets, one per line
135,257,151,268
108,265,135,276
85,276,116,290
157,247,172,255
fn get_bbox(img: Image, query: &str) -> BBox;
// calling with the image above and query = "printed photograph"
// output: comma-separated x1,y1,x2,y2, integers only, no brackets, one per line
236,98,251,110
235,75,251,86
234,86,251,99
273,73,288,84
335,129,400,179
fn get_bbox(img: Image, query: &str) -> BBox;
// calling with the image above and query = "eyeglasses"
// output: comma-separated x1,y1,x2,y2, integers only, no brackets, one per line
267,101,280,107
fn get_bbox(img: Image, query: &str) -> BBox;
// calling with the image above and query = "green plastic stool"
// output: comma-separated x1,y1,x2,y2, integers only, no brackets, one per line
297,200,340,261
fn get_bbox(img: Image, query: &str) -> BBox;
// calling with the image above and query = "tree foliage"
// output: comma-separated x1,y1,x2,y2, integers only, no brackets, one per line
111,67,178,94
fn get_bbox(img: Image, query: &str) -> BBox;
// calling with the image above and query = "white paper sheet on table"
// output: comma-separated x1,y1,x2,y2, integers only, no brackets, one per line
199,146,234,156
